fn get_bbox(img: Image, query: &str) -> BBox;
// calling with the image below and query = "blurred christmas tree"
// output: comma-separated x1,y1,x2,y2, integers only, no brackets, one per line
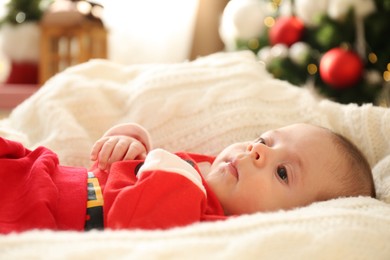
220,0,390,105
0,0,48,25
0,0,52,84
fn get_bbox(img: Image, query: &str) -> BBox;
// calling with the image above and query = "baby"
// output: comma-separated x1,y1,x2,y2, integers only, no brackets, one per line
0,123,375,234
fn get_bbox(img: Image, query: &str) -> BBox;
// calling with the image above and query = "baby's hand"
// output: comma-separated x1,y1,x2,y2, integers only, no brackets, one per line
90,135,147,170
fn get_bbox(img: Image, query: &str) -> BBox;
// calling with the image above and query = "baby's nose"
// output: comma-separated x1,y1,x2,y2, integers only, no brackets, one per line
247,143,264,164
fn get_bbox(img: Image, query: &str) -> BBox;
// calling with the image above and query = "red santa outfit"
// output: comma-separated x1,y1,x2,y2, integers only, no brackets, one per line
0,137,226,234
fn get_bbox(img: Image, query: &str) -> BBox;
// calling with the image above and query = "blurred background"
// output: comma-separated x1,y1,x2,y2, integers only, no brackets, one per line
0,0,226,83
0,0,389,109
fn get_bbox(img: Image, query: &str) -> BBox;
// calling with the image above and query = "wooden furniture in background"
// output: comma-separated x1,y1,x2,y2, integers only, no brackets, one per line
40,22,107,84
39,1,107,84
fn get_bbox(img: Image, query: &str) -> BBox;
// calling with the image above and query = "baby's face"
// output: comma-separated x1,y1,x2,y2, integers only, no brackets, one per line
206,123,344,215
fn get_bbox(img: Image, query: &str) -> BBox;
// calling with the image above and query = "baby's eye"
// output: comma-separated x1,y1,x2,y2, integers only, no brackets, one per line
277,166,288,183
255,137,266,145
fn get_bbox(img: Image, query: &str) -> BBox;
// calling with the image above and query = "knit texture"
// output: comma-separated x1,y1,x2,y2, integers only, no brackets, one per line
1,51,390,258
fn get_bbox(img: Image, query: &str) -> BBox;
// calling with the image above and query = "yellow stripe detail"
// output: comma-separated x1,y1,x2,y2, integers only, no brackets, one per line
87,177,104,208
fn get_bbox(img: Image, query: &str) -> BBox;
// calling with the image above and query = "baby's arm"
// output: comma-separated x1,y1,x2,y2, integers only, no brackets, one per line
90,123,152,170
106,149,208,230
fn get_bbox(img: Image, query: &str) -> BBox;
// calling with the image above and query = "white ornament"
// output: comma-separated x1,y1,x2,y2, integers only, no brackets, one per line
1,22,40,62
257,46,273,64
219,0,272,50
270,44,289,59
294,0,329,27
328,0,376,20
289,42,310,65
279,0,294,17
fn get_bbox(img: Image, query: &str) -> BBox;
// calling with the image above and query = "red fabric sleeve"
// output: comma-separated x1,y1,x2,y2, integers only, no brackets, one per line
0,137,87,233
106,169,207,230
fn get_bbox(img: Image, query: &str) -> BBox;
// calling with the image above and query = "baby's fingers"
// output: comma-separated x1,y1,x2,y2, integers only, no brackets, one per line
90,137,108,161
124,141,147,160
97,137,119,170
107,138,132,164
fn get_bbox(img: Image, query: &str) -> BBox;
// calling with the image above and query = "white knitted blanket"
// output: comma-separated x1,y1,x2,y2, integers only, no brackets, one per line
1,51,390,259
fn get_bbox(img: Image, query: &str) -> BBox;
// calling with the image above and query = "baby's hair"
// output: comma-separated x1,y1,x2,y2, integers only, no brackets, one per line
328,130,376,199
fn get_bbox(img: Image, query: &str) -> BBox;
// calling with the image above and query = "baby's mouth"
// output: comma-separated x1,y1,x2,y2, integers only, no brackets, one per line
227,161,239,180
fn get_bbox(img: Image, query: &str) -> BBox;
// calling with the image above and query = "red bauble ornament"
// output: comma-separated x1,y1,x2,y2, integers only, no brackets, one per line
269,16,305,46
319,48,363,89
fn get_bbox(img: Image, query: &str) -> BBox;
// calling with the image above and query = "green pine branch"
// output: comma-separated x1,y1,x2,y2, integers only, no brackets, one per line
1,0,45,25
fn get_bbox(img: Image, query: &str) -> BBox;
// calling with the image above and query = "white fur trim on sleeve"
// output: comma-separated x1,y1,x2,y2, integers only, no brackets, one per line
137,149,206,196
